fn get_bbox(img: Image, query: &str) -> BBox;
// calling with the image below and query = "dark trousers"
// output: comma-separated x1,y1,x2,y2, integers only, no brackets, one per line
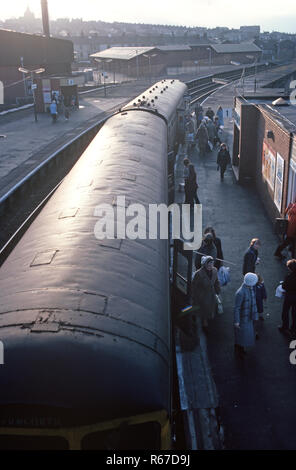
274,237,295,258
220,166,226,180
281,293,296,330
185,191,200,205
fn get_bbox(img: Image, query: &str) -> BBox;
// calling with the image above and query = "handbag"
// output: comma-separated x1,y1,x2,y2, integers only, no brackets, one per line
216,294,223,314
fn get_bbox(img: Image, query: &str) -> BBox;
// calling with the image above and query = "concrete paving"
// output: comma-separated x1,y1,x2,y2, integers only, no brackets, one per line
183,82,296,450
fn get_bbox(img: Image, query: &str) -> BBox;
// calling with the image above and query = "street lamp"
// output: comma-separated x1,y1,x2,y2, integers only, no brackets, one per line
143,53,157,83
18,66,45,122
94,59,109,96
206,47,212,70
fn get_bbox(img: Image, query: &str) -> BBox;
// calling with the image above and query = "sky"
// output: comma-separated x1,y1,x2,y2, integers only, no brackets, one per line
1,0,296,33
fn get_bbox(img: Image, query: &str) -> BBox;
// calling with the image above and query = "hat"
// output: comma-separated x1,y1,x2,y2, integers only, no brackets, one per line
201,256,214,266
244,273,258,287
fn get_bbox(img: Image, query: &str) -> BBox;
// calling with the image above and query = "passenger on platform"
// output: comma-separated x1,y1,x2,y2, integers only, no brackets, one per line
206,106,215,121
195,103,203,127
195,233,217,270
185,164,200,206
196,122,209,157
234,273,258,356
205,117,216,146
183,157,190,179
217,143,231,181
255,274,267,322
274,200,296,260
204,227,224,270
50,100,58,123
64,107,70,120
214,117,221,146
254,274,267,340
192,256,220,332
51,92,58,104
243,238,261,275
278,259,296,336
216,106,224,127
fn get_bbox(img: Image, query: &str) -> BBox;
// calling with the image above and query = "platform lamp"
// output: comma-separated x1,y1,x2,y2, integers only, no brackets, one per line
18,67,45,122
94,59,111,96
206,47,212,71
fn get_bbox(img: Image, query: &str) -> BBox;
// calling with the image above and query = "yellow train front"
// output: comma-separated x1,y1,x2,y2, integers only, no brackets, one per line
0,80,187,450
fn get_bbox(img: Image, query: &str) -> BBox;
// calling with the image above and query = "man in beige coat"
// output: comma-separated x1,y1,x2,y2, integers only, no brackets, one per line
192,256,221,329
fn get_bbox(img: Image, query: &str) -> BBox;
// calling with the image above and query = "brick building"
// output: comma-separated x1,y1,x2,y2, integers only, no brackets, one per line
233,96,296,222
0,29,73,105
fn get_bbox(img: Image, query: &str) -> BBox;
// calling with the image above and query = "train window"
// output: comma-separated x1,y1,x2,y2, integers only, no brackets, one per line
0,435,69,450
81,421,161,450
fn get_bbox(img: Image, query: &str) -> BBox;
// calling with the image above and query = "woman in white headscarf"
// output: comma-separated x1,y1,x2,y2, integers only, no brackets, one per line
234,273,258,355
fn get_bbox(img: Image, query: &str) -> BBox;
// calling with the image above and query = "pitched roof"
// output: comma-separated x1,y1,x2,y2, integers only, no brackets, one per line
156,45,191,51
211,43,262,54
90,46,156,60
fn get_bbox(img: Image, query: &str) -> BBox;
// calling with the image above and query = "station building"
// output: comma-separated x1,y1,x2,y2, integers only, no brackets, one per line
233,94,296,222
0,29,74,105
90,43,263,79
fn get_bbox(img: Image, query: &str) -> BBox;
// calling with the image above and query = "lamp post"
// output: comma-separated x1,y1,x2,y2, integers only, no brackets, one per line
18,66,45,122
94,59,108,96
194,60,199,76
135,49,139,80
206,47,212,70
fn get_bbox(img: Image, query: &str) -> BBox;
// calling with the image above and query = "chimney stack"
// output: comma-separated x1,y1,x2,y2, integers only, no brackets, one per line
41,0,50,37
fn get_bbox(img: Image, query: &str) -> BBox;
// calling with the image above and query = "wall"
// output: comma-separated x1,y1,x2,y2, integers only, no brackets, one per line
255,107,291,220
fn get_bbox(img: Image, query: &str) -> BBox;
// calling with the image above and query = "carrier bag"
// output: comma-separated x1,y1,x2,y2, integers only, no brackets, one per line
218,266,230,286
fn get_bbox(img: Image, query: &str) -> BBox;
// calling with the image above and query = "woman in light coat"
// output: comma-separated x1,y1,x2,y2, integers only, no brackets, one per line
192,256,220,329
234,273,258,355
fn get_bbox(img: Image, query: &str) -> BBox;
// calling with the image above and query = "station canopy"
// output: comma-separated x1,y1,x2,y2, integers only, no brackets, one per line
90,47,157,61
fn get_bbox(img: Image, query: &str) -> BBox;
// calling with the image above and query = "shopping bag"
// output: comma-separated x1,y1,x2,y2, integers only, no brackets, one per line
218,266,230,286
208,140,213,151
275,283,285,298
216,294,223,315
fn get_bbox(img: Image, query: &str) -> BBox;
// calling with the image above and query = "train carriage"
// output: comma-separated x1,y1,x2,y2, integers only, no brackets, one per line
0,80,187,450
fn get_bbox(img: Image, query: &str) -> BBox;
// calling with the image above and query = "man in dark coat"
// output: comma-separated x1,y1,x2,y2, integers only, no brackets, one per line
206,107,215,121
279,259,296,334
243,238,261,275
196,123,208,157
217,143,231,181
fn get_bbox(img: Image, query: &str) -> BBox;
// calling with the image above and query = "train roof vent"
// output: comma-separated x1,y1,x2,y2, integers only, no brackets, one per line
112,197,131,207
97,238,123,250
30,250,58,267
59,207,79,219
31,322,60,333
121,172,137,181
128,155,141,162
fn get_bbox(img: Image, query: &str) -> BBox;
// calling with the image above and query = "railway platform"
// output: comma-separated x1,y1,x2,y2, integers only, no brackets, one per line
175,79,296,449
0,81,150,201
